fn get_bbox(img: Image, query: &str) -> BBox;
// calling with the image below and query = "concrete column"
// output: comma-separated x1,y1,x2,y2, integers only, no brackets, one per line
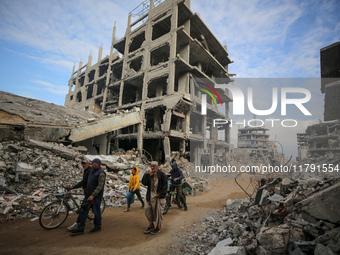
137,123,143,154
203,115,207,150
93,82,98,97
83,53,92,101
164,136,171,162
210,144,215,166
163,109,172,132
179,140,185,154
119,15,132,106
167,3,178,95
102,25,117,110
75,61,83,88
68,65,75,93
98,46,103,63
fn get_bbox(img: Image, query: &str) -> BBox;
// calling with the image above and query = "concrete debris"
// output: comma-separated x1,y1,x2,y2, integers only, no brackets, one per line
0,140,204,220
169,176,340,255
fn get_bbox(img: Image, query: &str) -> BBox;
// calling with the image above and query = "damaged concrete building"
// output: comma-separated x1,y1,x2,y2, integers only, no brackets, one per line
64,0,233,165
235,126,282,165
297,42,340,162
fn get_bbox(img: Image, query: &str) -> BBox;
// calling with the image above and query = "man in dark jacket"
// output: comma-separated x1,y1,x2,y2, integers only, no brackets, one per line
67,158,92,231
142,161,167,235
71,158,106,236
169,162,187,211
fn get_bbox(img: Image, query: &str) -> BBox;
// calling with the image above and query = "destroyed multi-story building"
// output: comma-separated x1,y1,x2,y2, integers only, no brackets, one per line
298,42,340,161
64,0,233,165
296,133,308,162
235,126,281,165
320,41,340,121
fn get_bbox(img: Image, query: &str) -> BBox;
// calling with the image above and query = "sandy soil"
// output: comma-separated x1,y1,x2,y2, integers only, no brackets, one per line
0,178,253,255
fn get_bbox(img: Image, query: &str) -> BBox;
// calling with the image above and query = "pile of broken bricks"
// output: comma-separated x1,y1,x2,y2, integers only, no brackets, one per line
0,140,203,220
169,177,340,255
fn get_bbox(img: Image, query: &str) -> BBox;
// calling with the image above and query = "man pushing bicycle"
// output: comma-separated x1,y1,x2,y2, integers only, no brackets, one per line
169,162,187,211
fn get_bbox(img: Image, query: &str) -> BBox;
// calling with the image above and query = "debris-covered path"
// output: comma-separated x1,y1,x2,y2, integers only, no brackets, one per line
0,178,250,255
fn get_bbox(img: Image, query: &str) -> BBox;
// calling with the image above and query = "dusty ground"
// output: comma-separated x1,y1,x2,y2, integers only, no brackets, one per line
0,178,253,255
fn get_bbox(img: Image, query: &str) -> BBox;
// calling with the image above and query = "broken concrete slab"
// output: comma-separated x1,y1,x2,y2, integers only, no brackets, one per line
208,246,246,255
297,182,340,224
27,139,79,159
314,243,335,255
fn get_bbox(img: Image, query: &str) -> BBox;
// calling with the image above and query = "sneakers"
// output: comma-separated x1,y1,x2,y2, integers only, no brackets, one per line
124,208,129,212
184,203,188,211
67,222,79,231
150,228,161,235
140,203,145,209
144,227,154,234
89,227,101,234
70,229,84,236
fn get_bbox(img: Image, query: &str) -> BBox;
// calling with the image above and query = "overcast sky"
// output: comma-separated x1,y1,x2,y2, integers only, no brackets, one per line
0,0,339,157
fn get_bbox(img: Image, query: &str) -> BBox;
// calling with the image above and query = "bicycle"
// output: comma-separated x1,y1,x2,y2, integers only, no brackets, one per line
39,187,105,230
163,176,191,215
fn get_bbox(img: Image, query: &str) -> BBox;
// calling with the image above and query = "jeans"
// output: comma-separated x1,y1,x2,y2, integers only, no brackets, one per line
127,189,144,208
171,184,186,204
77,195,102,231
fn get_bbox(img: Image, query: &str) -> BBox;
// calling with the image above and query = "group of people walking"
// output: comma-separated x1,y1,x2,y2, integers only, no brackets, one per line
67,158,187,236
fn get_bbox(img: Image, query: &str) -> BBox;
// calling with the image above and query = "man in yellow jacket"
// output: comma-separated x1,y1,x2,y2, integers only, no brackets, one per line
125,167,145,212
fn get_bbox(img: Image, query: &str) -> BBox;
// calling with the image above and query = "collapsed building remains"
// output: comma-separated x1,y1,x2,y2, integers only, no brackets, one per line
297,42,340,164
235,126,283,166
64,0,233,166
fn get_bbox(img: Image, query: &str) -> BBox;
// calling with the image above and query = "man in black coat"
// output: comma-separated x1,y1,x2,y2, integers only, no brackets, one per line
142,161,167,235
67,158,92,231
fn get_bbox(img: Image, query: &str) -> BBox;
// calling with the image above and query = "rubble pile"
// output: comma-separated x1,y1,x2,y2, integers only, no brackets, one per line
304,151,340,167
170,177,340,255
0,140,205,220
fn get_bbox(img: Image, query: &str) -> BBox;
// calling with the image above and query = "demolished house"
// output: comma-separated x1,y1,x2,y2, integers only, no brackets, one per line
64,0,233,166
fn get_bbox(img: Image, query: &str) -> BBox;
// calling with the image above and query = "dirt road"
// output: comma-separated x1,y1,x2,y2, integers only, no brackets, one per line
0,178,252,255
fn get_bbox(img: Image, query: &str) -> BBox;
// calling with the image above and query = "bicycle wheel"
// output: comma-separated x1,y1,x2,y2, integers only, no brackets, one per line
162,194,171,215
87,197,106,220
39,201,69,230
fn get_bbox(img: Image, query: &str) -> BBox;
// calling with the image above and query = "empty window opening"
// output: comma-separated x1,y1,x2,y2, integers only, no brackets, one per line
79,76,85,87
129,56,143,72
121,124,138,134
129,32,145,53
150,44,170,66
190,114,203,134
99,63,108,77
88,70,95,82
122,76,143,104
111,64,122,81
71,82,76,92
170,115,183,131
118,139,137,152
145,107,165,132
170,138,181,152
106,86,119,108
152,16,171,40
94,100,102,113
76,91,82,103
70,95,73,101
143,139,165,163
97,81,105,95
148,76,167,98
87,84,94,99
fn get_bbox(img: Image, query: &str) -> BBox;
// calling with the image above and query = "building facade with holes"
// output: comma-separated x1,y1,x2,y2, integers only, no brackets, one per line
65,0,233,165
